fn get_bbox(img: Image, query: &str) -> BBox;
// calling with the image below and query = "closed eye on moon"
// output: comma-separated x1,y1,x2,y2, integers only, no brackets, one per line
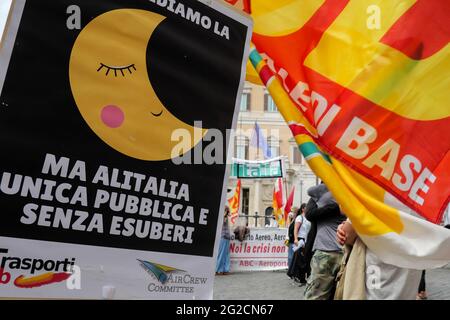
97,63,137,77
151,110,163,117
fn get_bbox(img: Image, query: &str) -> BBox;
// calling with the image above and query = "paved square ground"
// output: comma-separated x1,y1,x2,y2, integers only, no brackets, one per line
213,267,450,300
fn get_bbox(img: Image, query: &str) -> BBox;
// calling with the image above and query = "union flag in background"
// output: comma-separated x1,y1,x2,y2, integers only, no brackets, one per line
272,178,285,226
228,179,241,225
284,186,295,224
229,0,450,269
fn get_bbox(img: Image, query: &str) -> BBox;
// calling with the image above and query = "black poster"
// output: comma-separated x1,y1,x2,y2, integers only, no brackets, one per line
0,0,249,257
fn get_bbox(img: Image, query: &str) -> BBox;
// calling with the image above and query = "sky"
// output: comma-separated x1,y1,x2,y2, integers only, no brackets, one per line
0,0,12,42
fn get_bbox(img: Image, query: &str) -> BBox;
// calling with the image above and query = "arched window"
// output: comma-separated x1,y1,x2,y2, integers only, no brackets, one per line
265,207,274,226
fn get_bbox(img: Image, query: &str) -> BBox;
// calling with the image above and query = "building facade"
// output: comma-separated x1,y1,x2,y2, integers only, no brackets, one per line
227,82,318,227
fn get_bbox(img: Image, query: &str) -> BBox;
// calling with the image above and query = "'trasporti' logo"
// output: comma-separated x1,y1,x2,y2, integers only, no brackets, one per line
137,259,185,284
0,248,74,288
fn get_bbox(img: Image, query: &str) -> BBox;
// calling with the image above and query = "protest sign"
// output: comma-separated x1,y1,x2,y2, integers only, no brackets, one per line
230,228,288,272
0,0,252,299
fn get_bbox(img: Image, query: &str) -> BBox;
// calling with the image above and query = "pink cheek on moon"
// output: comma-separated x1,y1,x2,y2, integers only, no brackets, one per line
101,105,124,128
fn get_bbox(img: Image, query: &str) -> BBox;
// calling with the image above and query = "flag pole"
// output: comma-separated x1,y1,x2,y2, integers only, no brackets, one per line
281,156,289,226
283,174,289,227
256,121,260,160
239,180,242,220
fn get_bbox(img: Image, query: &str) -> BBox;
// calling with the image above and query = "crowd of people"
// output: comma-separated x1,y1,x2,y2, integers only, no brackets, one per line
216,183,450,299
286,183,450,300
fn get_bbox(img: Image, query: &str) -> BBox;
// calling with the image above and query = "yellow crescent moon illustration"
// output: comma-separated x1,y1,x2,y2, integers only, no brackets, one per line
69,9,206,161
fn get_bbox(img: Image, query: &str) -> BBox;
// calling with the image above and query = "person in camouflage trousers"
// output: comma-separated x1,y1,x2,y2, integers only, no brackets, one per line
303,184,345,300
304,250,343,300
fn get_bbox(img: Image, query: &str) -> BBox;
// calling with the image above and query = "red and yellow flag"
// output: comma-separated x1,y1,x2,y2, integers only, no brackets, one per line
272,178,285,226
284,186,295,224
228,179,241,224
230,0,450,269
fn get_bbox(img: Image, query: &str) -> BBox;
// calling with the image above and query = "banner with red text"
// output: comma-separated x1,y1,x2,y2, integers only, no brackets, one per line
229,0,449,223
230,228,288,272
